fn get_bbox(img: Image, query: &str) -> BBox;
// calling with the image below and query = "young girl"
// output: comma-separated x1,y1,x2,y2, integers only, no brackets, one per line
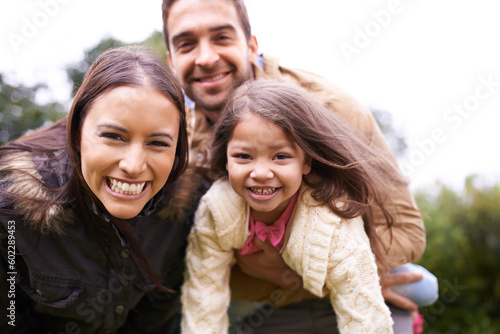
181,79,409,333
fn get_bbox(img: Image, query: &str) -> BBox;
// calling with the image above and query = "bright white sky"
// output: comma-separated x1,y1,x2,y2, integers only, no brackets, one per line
1,0,499,192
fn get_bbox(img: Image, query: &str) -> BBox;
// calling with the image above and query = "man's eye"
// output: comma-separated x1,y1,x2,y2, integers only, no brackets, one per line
216,34,230,41
177,41,195,51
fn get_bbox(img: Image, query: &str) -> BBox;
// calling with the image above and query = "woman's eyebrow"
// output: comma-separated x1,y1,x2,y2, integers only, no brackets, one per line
97,124,174,141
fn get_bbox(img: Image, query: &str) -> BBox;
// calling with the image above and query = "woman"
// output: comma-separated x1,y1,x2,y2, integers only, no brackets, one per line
0,46,201,333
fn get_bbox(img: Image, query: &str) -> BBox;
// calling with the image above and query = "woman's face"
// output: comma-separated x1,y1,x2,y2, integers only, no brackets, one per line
80,85,180,219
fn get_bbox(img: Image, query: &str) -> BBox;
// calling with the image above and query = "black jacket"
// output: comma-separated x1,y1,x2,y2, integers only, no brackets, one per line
0,140,205,333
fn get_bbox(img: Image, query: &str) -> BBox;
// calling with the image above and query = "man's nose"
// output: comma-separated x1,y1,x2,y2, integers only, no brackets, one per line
195,40,220,68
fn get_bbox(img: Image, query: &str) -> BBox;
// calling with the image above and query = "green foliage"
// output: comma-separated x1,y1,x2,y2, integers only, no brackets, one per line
65,31,166,97
0,74,66,145
141,31,167,59
415,176,500,333
66,37,126,97
1,31,166,144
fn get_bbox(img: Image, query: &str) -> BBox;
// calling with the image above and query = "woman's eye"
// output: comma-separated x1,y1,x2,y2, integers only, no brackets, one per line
150,141,169,148
101,133,122,141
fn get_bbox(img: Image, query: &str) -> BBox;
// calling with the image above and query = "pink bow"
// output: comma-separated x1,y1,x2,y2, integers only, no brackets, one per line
254,220,286,247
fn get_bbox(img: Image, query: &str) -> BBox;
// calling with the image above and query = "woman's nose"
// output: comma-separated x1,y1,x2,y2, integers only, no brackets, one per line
118,144,147,176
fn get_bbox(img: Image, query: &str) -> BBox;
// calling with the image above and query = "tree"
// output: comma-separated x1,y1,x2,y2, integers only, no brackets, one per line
1,31,166,145
0,74,66,145
66,37,125,97
415,176,500,333
66,31,166,97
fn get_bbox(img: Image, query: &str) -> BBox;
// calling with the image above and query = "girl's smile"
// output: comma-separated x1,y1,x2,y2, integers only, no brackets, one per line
247,186,281,202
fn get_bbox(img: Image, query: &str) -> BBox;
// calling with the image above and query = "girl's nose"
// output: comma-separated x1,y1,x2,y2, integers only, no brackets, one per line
250,161,273,180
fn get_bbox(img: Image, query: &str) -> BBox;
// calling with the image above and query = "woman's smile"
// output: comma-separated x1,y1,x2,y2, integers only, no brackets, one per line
106,177,148,196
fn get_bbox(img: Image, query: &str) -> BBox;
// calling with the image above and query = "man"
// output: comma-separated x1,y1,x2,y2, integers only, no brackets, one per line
162,0,427,332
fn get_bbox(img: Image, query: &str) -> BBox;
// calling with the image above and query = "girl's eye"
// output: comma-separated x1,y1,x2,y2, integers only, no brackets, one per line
275,153,291,160
235,153,252,160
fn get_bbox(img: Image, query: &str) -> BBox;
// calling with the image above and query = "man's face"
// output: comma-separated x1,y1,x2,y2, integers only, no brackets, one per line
166,0,258,123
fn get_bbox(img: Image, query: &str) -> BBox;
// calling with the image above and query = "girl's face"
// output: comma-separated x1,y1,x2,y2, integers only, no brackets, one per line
80,85,180,219
226,113,311,223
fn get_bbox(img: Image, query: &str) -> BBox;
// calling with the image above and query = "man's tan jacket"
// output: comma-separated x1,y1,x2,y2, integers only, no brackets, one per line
185,54,426,305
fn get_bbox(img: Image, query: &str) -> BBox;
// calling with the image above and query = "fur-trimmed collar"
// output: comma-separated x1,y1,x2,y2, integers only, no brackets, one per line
0,151,67,234
0,150,204,234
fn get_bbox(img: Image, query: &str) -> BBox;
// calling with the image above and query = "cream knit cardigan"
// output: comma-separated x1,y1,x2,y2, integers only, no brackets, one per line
181,178,393,334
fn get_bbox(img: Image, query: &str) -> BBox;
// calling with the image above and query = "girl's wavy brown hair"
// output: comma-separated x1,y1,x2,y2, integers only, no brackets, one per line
211,79,408,270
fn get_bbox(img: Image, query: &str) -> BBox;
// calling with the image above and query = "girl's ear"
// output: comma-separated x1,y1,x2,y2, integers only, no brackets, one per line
302,155,312,175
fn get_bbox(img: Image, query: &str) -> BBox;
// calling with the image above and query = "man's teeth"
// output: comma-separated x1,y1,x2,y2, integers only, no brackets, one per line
200,74,225,82
108,177,146,195
250,187,277,195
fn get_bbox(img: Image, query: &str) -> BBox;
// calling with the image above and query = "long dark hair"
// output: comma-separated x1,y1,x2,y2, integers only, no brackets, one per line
0,46,188,292
211,79,408,269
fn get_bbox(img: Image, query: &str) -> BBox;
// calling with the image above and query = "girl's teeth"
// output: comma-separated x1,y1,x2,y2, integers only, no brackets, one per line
108,178,146,195
251,187,276,195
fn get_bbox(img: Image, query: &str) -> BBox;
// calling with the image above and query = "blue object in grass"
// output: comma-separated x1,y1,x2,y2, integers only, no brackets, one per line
390,263,439,307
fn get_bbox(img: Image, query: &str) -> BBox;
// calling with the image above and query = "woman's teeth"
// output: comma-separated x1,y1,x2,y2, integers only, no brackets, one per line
108,177,146,195
250,187,277,195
